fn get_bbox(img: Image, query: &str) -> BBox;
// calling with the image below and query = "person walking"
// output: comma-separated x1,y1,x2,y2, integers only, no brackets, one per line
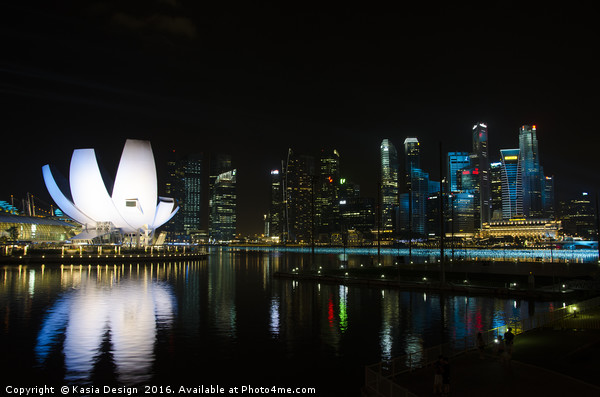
504,327,515,355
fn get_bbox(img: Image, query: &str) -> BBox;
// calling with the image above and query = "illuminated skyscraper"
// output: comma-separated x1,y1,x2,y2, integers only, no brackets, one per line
316,149,341,238
380,139,399,234
519,125,543,218
403,138,428,237
500,149,522,219
165,151,203,239
560,192,596,239
410,167,429,236
490,162,503,220
471,122,491,226
447,152,471,192
268,168,284,239
284,149,315,243
403,138,420,189
543,175,555,219
209,154,236,242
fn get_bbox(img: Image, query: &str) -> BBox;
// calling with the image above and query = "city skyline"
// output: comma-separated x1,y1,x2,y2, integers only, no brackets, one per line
1,2,599,235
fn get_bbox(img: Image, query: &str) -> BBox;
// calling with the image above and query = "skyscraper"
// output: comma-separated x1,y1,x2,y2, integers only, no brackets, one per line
519,125,543,218
403,137,420,188
209,169,237,242
471,122,491,226
403,138,428,237
209,154,236,242
284,149,315,243
490,162,503,220
560,192,596,239
380,139,399,234
500,149,523,219
268,169,284,240
543,175,555,219
447,152,471,192
411,168,430,237
165,151,203,240
316,149,341,239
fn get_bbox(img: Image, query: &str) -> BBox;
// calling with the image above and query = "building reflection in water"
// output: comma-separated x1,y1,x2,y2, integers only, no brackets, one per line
35,264,176,385
208,249,237,339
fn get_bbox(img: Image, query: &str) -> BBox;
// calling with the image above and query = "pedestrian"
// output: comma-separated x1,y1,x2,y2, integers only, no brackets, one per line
477,332,485,359
504,327,515,355
442,356,450,396
433,355,444,395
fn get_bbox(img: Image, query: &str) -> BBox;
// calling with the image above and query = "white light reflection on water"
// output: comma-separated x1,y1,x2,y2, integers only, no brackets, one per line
269,297,280,337
35,268,175,384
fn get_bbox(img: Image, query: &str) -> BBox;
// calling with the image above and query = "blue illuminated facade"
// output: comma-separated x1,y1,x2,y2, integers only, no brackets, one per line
500,149,522,219
519,125,543,218
447,152,471,192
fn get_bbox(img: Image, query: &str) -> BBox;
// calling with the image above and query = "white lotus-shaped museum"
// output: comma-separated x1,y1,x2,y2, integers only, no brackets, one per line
42,139,178,241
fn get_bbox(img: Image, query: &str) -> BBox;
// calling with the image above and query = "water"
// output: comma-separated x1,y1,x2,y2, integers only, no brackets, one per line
0,249,567,395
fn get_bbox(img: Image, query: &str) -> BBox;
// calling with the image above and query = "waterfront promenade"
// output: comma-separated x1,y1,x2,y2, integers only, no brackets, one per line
365,309,600,396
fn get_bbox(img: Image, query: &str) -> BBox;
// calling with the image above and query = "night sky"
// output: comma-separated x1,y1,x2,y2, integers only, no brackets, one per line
1,1,599,235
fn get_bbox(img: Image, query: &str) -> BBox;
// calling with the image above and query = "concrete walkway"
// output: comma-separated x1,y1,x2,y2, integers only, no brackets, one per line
393,328,600,396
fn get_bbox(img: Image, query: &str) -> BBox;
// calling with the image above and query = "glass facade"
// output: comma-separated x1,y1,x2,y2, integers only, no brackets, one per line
165,152,203,240
316,149,341,238
268,169,284,239
447,152,470,192
472,123,491,226
209,169,237,242
0,214,78,242
500,148,523,219
490,162,503,221
284,149,315,243
380,139,399,233
519,125,543,218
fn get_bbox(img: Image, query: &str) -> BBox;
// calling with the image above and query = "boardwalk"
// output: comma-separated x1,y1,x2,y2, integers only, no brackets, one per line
392,328,600,396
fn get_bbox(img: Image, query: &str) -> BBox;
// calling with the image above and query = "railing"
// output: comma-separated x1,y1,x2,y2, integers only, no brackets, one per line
363,296,600,397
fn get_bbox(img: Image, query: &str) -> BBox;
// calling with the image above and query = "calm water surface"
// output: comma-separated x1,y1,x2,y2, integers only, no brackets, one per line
0,248,566,395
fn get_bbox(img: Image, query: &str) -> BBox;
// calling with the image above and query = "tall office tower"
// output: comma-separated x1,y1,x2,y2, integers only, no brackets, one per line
560,192,596,239
500,149,523,219
396,193,410,236
316,149,341,237
165,149,179,197
164,152,203,239
447,152,471,192
209,154,236,242
180,153,204,235
268,169,284,239
404,138,420,188
456,168,479,192
284,149,315,243
209,169,237,242
164,150,183,236
471,122,491,226
451,192,477,237
542,175,555,219
490,162,503,220
410,167,429,237
402,138,429,237
339,197,375,235
380,139,399,234
519,125,543,218
339,177,360,201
